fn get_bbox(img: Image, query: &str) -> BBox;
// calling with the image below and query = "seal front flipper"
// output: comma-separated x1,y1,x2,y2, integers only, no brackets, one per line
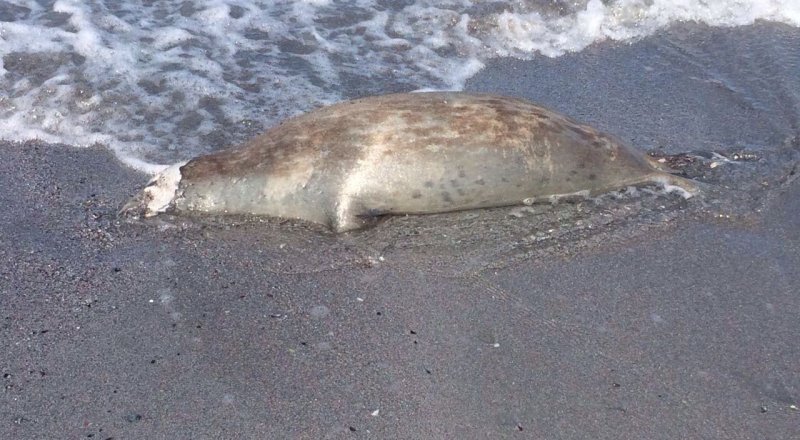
330,198,385,233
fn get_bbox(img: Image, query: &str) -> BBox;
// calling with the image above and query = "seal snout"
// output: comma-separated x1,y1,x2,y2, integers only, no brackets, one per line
119,161,186,218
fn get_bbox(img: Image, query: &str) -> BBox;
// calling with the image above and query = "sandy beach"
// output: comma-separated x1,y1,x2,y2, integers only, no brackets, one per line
2,22,799,439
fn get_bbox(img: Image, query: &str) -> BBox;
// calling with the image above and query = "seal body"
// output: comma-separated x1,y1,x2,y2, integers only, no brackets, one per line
123,92,696,232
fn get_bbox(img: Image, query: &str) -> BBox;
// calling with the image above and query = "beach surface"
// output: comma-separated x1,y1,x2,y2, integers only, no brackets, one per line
2,23,799,439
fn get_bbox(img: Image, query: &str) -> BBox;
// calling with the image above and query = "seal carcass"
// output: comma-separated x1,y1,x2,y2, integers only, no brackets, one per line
122,92,697,232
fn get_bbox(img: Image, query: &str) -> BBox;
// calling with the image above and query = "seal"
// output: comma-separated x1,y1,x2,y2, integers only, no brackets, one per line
121,92,697,232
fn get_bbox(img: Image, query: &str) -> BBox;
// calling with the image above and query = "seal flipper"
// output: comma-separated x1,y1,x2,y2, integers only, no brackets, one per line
330,214,381,233
329,198,385,233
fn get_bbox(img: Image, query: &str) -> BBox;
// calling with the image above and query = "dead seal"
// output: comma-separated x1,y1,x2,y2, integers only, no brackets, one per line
121,92,697,232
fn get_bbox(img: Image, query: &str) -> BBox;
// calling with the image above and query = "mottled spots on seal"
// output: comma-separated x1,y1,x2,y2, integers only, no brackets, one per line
124,91,698,232
537,122,560,136
535,112,550,120
400,110,424,125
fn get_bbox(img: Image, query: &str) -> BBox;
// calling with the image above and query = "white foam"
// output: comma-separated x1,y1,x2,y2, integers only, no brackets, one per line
0,0,798,172
650,175,697,199
662,182,696,200
490,0,800,57
152,28,195,50
116,150,175,176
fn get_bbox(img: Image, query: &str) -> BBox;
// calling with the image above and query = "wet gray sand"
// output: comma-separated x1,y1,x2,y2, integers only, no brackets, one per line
2,23,799,439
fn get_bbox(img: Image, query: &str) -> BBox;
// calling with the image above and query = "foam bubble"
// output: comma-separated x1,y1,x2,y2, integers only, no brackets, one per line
152,28,195,50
